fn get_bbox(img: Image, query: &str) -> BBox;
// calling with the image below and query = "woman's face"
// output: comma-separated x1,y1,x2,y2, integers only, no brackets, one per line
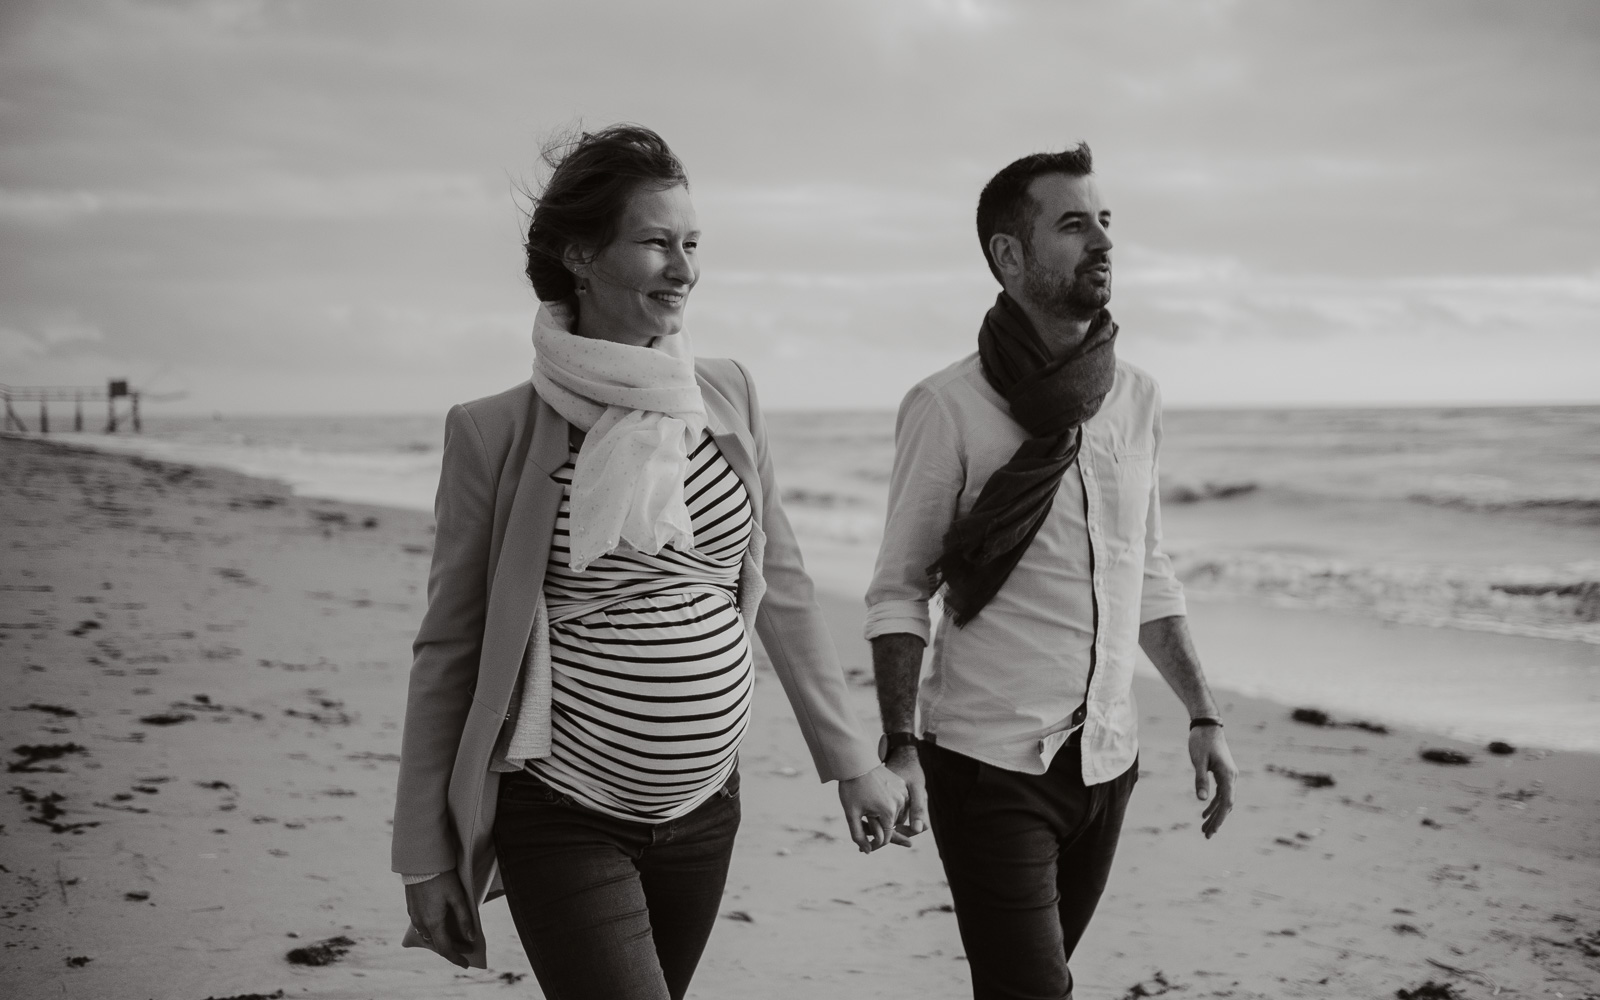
573,183,700,347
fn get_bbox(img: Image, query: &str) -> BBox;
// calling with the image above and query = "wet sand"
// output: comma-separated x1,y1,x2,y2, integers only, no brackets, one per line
3,434,1598,999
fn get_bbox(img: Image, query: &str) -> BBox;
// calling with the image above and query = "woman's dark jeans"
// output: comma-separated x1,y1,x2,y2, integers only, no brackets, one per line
921,735,1138,1000
492,767,741,1000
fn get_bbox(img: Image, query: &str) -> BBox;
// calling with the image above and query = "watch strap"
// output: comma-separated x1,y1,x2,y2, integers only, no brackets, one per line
878,731,918,760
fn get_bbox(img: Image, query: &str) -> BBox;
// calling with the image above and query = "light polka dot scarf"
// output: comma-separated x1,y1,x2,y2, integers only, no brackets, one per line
530,301,708,572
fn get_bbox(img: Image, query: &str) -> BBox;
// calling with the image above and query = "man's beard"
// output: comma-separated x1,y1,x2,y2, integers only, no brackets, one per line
1021,253,1111,321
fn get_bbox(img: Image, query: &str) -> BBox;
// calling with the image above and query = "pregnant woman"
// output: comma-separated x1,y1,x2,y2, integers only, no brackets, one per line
391,124,907,999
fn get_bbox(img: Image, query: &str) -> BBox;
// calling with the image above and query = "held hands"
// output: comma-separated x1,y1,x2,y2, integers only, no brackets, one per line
884,744,929,842
837,764,909,853
1189,725,1238,838
403,874,476,968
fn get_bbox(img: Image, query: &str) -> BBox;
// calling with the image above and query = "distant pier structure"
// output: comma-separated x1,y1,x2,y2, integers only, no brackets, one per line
1,379,143,434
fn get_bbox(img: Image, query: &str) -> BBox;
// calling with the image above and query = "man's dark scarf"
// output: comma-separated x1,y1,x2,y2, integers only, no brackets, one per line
929,291,1118,627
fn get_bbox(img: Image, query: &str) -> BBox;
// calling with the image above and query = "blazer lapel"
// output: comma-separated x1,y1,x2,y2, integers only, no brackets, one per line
698,372,764,525
480,378,759,716
478,396,568,712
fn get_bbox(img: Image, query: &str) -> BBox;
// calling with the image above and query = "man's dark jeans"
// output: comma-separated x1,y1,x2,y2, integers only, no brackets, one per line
492,767,740,1000
921,735,1138,1000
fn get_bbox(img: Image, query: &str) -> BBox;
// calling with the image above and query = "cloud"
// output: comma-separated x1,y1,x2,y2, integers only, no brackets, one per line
1118,153,1426,195
711,268,986,291
1118,246,1600,345
41,315,104,345
701,184,964,234
1,0,1596,411
867,0,1013,38
0,314,105,362
0,171,502,222
0,327,45,364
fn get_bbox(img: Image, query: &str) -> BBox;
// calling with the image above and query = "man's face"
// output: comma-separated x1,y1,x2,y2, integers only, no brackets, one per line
1018,173,1113,321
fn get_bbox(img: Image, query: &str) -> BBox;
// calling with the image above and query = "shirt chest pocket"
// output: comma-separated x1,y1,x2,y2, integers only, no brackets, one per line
1099,449,1153,544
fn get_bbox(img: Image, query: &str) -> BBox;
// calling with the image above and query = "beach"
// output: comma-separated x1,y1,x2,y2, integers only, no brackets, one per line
3,433,1599,1000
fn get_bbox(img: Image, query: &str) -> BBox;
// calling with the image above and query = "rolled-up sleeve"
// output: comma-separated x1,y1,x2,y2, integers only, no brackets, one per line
864,384,966,643
1139,390,1187,623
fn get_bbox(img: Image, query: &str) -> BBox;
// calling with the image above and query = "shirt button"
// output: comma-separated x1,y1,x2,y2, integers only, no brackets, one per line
1072,706,1087,724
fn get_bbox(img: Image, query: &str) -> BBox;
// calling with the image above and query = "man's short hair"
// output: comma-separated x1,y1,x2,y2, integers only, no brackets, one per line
976,142,1094,283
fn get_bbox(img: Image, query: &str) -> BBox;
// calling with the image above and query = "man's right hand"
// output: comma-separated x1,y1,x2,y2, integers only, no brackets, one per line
886,745,929,841
403,873,476,968
870,631,930,844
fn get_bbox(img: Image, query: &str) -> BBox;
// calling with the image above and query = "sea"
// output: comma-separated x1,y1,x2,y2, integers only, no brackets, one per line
25,405,1600,751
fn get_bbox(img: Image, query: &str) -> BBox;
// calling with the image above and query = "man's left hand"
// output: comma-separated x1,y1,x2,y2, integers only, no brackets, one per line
1189,725,1237,838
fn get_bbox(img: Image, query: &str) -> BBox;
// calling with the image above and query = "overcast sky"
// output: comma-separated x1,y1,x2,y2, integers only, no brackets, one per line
2,0,1597,413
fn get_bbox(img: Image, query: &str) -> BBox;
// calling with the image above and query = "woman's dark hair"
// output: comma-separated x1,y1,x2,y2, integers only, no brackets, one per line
975,141,1093,283
523,124,689,301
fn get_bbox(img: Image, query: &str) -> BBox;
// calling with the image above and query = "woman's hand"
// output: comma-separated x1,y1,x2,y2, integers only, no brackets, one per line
837,765,909,853
403,873,476,968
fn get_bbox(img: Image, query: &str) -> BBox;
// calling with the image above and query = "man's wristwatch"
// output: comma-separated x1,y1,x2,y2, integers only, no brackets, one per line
878,731,918,762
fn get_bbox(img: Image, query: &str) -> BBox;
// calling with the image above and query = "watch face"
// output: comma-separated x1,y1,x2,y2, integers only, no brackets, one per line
878,733,915,761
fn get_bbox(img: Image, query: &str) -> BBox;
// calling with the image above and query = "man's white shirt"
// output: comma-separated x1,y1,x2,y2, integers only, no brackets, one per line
865,355,1186,784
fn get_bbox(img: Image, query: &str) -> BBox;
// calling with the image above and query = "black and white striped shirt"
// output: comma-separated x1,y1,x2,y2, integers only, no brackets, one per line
526,432,755,822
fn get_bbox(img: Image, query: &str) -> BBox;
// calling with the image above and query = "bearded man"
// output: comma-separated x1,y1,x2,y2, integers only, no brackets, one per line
866,142,1238,1000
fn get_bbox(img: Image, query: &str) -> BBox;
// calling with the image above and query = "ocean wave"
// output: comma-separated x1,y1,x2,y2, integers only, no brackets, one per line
783,508,883,546
1161,480,1260,504
1406,492,1600,523
780,487,870,509
30,430,442,512
847,467,892,485
1173,550,1600,644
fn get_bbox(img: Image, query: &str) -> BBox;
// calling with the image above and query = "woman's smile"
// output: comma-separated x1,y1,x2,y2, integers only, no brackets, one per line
575,183,700,346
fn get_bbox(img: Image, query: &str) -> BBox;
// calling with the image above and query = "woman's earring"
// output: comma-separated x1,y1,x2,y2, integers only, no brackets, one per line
576,279,588,294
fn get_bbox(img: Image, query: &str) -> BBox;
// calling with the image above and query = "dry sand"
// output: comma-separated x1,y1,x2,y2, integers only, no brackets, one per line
2,434,1597,1000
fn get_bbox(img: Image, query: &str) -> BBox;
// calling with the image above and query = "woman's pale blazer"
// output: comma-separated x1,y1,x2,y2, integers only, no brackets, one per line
391,357,879,967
